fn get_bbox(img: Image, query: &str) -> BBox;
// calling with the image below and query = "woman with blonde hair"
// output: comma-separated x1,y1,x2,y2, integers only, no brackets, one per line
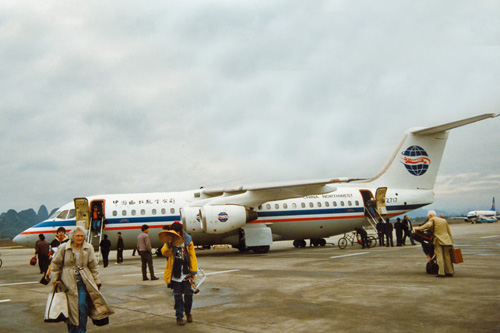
51,226,113,332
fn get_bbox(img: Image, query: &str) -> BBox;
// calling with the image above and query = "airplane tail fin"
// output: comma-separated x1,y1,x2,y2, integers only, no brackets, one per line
368,113,498,190
491,197,496,211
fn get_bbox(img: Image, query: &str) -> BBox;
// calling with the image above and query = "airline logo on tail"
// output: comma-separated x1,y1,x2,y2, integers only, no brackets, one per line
401,145,431,176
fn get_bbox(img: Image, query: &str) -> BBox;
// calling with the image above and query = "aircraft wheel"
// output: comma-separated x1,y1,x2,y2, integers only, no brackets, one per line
319,239,327,247
293,240,306,248
250,246,270,254
237,244,250,252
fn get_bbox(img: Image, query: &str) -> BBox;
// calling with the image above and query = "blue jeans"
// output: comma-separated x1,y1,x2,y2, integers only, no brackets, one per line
172,280,193,320
67,278,88,333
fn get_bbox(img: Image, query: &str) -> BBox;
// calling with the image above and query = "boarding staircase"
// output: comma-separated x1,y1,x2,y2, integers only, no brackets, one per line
86,218,104,263
364,208,382,232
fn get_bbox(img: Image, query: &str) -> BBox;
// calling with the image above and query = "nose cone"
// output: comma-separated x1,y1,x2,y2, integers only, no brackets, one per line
13,233,30,247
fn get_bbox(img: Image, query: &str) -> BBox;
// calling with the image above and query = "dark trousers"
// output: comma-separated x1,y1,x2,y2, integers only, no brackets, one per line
385,233,393,247
172,280,193,320
117,249,123,263
378,233,385,246
396,232,403,246
101,250,110,267
139,251,155,279
360,235,368,248
403,229,415,245
38,254,50,274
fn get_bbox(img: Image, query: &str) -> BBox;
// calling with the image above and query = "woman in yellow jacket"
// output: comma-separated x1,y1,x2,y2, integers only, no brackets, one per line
160,223,198,326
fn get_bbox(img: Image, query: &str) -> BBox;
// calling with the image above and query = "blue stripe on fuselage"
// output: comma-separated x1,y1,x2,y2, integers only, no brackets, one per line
31,215,182,229
257,207,364,217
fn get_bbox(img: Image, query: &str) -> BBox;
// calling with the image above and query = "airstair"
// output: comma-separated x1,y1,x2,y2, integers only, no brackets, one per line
86,218,104,263
365,208,382,231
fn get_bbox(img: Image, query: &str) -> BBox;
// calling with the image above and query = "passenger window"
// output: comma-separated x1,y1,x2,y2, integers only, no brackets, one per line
113,211,117,217
333,202,337,207
301,203,306,208
309,202,314,208
67,209,76,219
283,203,288,209
317,202,322,208
325,202,330,207
348,201,352,206
131,210,136,216
152,209,157,215
56,210,68,219
292,203,297,209
275,204,279,209
141,209,146,215
170,208,175,214
161,208,166,215
122,210,127,216
266,204,271,210
355,200,360,206
341,201,345,207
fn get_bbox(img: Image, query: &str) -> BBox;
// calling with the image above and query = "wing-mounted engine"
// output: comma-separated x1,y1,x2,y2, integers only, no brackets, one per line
180,207,203,233
200,205,258,234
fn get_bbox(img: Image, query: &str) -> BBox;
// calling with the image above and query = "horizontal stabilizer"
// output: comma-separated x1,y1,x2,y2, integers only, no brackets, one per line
411,113,498,135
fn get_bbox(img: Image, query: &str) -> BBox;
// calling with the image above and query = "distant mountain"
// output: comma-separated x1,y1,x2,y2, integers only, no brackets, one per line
0,205,57,239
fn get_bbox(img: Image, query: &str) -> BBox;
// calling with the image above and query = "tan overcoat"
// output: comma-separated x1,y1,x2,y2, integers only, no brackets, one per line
50,241,113,326
416,216,453,246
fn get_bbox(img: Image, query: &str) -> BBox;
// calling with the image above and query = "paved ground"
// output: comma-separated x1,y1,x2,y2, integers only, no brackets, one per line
0,222,499,333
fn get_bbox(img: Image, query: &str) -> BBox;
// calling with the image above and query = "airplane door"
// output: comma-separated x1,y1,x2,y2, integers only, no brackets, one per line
74,197,90,229
375,187,387,215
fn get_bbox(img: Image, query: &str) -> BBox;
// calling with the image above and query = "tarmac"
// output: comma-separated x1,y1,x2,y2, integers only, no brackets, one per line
0,222,499,333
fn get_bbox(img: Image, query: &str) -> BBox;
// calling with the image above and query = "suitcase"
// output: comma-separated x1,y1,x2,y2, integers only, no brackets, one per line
451,247,463,264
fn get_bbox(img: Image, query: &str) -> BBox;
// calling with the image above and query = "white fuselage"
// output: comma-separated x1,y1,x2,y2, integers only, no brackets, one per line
13,185,433,250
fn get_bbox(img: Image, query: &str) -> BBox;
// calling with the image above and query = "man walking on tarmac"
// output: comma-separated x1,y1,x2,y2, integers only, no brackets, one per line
137,225,159,281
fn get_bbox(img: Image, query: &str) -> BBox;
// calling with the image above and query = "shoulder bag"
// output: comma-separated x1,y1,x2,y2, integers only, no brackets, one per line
44,285,68,322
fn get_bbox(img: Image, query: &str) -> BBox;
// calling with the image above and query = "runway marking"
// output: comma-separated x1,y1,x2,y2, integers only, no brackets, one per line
0,281,39,287
122,269,240,277
205,269,239,275
0,299,11,303
480,235,500,239
330,252,370,259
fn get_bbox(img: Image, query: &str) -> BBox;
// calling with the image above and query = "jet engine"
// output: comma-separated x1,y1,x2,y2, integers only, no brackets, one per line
200,205,258,234
180,207,203,233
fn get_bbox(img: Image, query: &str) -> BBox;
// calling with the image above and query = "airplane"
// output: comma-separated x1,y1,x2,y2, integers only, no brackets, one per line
13,113,499,254
464,197,498,223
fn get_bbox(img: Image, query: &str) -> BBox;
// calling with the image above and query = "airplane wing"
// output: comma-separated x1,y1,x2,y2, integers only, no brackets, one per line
192,177,365,207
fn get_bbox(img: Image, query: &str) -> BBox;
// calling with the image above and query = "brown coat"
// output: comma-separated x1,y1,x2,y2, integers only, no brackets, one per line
51,241,113,326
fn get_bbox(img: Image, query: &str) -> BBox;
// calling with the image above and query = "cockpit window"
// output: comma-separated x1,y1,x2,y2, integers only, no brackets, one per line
67,209,76,219
56,210,69,219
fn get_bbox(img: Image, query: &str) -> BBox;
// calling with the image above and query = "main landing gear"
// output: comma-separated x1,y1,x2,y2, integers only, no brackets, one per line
293,238,327,248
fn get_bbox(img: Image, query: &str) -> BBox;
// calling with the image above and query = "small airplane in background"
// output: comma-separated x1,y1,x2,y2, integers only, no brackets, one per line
13,113,499,254
465,197,498,223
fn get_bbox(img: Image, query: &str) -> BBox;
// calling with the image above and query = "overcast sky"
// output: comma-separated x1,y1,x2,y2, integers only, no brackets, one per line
1,1,499,215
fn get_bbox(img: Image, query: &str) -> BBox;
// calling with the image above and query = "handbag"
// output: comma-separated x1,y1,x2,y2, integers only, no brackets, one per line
451,247,464,264
44,285,69,323
30,256,37,266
